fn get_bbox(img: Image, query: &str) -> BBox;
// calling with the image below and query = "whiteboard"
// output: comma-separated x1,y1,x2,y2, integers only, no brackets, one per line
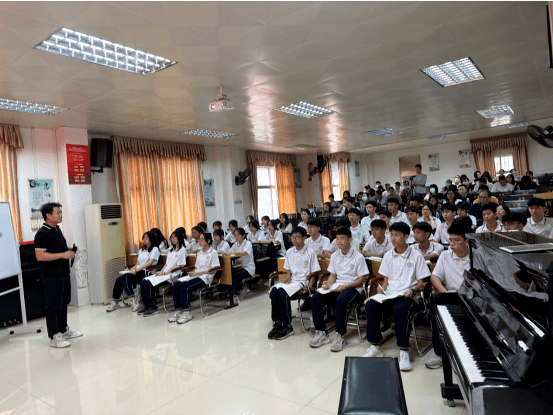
0,202,22,280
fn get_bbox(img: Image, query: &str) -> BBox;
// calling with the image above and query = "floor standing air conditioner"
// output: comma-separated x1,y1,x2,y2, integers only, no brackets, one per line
85,203,126,304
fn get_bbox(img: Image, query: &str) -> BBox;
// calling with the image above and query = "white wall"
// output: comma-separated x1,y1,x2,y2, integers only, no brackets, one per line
349,154,370,195
527,139,553,174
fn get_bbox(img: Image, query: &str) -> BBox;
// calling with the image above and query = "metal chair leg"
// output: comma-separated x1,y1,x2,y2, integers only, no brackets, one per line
298,298,307,332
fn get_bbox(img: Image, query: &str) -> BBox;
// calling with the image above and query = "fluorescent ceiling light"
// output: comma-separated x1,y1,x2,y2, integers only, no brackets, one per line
275,101,335,118
366,128,404,136
421,57,484,87
476,105,514,118
287,144,317,150
490,116,513,127
427,135,446,140
506,121,529,129
34,28,177,75
0,98,66,115
181,129,236,139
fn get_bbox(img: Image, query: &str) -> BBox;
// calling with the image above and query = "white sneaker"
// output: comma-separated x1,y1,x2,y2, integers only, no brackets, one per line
425,355,442,369
50,333,70,348
330,333,346,352
177,311,193,324
399,350,412,372
362,344,383,358
62,326,83,339
168,311,181,323
228,296,240,306
309,330,330,348
106,300,122,312
131,296,142,312
239,286,250,298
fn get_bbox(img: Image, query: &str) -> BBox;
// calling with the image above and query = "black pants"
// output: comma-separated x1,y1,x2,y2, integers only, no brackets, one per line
42,273,71,339
112,270,147,300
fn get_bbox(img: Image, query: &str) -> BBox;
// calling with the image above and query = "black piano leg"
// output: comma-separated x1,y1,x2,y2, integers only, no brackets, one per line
439,335,462,407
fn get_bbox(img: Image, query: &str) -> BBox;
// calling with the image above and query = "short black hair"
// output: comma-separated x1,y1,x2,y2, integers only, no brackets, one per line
411,194,422,203
442,202,457,213
192,225,204,235
390,221,411,235
269,219,280,229
376,189,383,195
213,220,222,228
348,207,361,217
413,221,432,234
448,216,472,237
528,197,546,207
366,200,379,209
197,222,208,231
307,218,322,228
457,202,470,211
339,217,351,227
405,206,419,214
387,197,400,206
415,163,422,169
329,194,335,199
335,226,352,238
370,219,387,230
249,219,260,230
481,203,496,213
234,227,246,237
498,175,506,181
479,188,491,197
201,232,213,245
213,229,225,239
395,181,401,186
229,220,238,228
379,209,392,218
502,212,528,226
478,177,487,184
41,202,62,221
292,226,308,237
261,216,270,222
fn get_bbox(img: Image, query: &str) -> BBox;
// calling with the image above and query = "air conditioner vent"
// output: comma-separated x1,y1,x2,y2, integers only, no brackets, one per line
100,205,122,220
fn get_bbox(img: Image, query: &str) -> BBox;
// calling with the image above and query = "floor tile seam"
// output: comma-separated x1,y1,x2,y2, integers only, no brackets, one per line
143,376,215,415
1,378,73,415
302,373,342,407
298,404,335,415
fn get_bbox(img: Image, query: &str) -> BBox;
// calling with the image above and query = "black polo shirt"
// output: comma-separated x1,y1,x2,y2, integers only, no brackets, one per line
34,224,70,276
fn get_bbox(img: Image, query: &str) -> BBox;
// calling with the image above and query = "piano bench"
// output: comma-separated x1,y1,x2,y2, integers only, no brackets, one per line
338,357,408,415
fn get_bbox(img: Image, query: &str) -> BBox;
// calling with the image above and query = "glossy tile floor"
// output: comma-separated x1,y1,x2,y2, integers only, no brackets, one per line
0,291,468,415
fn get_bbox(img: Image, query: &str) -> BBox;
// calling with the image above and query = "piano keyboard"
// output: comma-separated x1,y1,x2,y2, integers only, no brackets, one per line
437,304,510,384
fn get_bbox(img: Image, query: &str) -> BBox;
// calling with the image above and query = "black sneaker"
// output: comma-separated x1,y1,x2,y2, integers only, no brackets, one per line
143,308,159,317
275,324,294,340
137,307,148,315
268,323,282,339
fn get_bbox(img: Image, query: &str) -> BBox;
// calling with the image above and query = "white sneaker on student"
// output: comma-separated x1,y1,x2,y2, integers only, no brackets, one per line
106,300,122,312
168,311,181,323
228,296,240,306
50,333,70,348
131,296,142,312
309,330,330,348
362,344,383,358
62,326,83,339
330,333,346,352
177,311,193,324
399,350,412,372
239,286,250,298
425,355,442,369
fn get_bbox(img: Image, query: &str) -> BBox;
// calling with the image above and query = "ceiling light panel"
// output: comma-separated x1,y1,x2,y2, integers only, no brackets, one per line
506,121,529,128
421,57,484,87
181,129,236,139
476,105,514,118
427,135,446,140
366,128,404,136
287,144,317,150
275,101,335,118
0,98,66,115
34,28,177,75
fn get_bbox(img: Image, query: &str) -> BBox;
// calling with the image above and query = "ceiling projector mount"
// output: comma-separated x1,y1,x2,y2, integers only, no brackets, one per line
209,86,233,112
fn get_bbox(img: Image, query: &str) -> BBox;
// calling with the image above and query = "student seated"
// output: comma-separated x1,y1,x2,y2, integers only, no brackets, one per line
323,218,360,257
247,219,265,242
138,231,187,317
197,222,208,232
412,222,444,260
405,206,419,244
244,215,254,234
298,209,310,230
361,200,380,236
418,203,441,230
502,212,527,231
278,213,293,233
169,233,220,324
523,197,553,239
348,207,368,243
468,189,498,220
409,194,422,209
362,219,392,258
322,202,334,217
491,175,514,193
260,216,271,234
362,222,431,371
387,197,408,225
268,227,320,340
310,227,369,352
221,228,255,305
224,220,238,243
213,229,230,252
107,231,160,312
174,227,190,248
426,218,471,369
259,219,286,257
187,226,203,252
378,210,392,239
456,202,476,228
304,218,330,257
151,228,168,250
212,221,224,235
476,204,504,233
432,202,457,245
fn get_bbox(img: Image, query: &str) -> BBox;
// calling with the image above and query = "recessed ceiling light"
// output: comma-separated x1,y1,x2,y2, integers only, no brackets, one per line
476,105,514,118
490,116,513,127
181,129,236,139
275,101,335,118
286,144,317,150
421,57,484,87
505,121,529,129
427,135,446,140
0,98,67,115
34,28,177,75
366,128,404,136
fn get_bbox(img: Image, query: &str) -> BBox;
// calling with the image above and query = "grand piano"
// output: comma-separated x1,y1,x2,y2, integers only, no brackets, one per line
434,231,553,414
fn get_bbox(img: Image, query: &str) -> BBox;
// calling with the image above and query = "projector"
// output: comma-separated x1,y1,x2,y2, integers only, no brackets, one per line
208,86,234,112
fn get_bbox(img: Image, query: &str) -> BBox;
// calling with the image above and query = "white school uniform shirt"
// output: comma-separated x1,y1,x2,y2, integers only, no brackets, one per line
279,223,293,233
455,214,477,226
230,239,256,276
243,225,250,234
267,230,286,256
476,221,504,233
158,241,168,250
491,182,514,193
412,241,444,257
247,229,265,242
298,222,308,230
350,223,369,244
433,249,470,291
523,216,553,239
432,222,451,244
361,213,378,237
418,216,442,227
187,239,200,251
283,245,321,285
224,231,235,243
194,247,221,285
305,234,331,255
379,246,430,295
389,211,408,225
161,247,187,280
406,223,419,244
214,240,230,252
363,235,393,255
137,246,161,267
328,247,369,293
328,237,360,254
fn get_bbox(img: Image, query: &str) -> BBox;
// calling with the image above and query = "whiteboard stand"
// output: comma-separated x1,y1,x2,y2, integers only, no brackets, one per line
0,274,42,340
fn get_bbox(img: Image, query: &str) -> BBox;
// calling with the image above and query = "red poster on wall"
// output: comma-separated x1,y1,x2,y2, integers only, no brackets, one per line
66,144,91,185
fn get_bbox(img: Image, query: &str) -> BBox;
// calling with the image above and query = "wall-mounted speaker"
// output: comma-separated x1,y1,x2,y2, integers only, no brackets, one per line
90,138,113,168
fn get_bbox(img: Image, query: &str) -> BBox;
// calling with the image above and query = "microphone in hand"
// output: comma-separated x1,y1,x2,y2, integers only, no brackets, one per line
70,244,78,267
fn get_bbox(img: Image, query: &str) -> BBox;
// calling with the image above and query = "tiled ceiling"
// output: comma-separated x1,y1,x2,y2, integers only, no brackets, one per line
0,1,552,154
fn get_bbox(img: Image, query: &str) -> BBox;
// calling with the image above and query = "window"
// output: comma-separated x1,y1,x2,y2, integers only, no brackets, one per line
257,166,279,219
331,161,340,197
494,155,513,172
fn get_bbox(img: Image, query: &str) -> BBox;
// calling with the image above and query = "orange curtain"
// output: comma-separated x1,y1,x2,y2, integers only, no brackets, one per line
0,123,23,242
275,163,297,214
115,147,205,254
319,166,332,203
472,150,496,178
512,145,529,174
470,132,529,178
338,160,349,197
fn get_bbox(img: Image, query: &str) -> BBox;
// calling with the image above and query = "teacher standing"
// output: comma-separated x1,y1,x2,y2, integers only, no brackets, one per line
34,202,83,348
412,164,427,195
